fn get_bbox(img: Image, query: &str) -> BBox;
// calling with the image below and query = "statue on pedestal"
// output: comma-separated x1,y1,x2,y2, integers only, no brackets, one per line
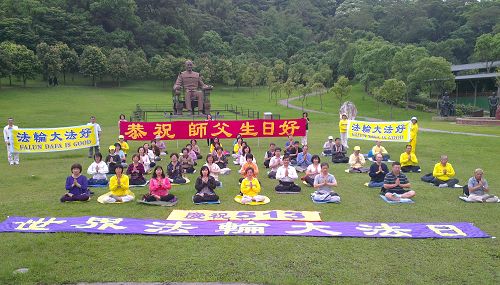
439,92,451,117
173,60,213,115
488,92,499,117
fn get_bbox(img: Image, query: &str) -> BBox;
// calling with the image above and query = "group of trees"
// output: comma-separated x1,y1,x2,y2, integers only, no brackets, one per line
1,0,499,108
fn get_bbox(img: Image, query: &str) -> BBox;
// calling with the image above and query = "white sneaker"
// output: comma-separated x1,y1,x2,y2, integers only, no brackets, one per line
9,162,14,165
438,183,448,188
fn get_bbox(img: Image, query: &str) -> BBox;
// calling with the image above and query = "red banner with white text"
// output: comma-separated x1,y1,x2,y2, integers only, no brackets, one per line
120,119,306,141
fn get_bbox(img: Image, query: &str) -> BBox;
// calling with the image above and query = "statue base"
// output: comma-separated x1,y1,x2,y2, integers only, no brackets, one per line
456,117,500,126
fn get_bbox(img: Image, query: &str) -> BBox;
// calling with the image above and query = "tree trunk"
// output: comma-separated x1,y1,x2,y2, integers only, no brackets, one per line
390,105,393,120
93,75,96,87
118,79,121,87
9,75,12,86
63,72,66,84
23,76,27,87
319,93,323,110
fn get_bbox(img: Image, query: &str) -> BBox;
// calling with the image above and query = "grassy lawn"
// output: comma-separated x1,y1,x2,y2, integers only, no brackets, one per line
0,79,499,284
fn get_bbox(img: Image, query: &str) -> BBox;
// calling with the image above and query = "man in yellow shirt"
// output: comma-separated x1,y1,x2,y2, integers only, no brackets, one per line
410,117,418,154
399,145,421,173
339,114,349,148
421,155,459,188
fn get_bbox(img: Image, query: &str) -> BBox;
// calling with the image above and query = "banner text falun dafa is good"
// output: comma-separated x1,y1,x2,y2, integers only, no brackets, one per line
347,120,411,142
13,125,98,153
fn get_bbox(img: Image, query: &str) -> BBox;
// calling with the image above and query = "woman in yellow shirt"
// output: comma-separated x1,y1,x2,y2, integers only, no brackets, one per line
339,114,349,148
240,167,265,204
410,117,418,154
102,165,135,203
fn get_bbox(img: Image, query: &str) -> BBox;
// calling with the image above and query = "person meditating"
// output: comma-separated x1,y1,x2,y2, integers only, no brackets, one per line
240,167,265,204
371,141,390,161
464,169,498,203
105,145,121,174
295,145,312,172
331,138,348,163
268,147,283,179
381,162,415,202
239,153,259,183
214,147,228,169
127,154,147,185
143,166,176,203
322,136,335,156
422,155,459,188
61,163,90,202
87,153,108,185
303,155,321,187
102,165,134,203
167,153,187,184
312,162,340,203
348,146,369,173
368,153,389,188
204,154,225,187
275,155,301,193
193,166,219,204
179,147,196,174
400,145,420,173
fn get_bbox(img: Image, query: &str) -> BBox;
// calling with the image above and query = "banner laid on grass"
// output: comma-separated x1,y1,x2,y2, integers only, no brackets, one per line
0,216,489,239
12,125,98,153
347,120,411,142
120,118,307,141
167,210,321,221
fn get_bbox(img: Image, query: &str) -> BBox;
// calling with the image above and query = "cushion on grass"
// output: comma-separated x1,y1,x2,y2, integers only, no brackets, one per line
234,195,270,205
97,192,135,204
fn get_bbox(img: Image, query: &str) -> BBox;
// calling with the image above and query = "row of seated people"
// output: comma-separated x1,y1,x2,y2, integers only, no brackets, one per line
323,137,391,163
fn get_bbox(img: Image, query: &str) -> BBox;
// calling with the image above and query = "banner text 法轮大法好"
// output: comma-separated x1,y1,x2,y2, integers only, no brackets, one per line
347,120,412,142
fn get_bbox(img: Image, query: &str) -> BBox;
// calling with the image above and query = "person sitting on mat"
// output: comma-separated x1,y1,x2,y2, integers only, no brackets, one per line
114,143,127,166
103,165,134,203
288,141,301,165
348,146,369,173
214,147,228,169
263,142,276,168
232,137,244,159
193,165,219,204
61,163,90,202
464,168,498,203
368,153,389,188
295,145,312,172
143,166,176,203
167,153,187,184
179,147,196,174
400,145,421,173
332,137,349,163
422,155,459,188
312,162,340,203
238,145,256,166
87,152,108,185
240,167,265,204
239,153,259,183
205,154,222,187
138,146,154,173
284,134,295,154
210,137,223,154
370,141,390,161
381,162,415,202
275,155,301,193
322,136,335,156
155,135,167,156
127,154,146,185
105,145,121,174
143,143,158,163
268,147,283,179
117,135,129,156
150,139,162,161
303,154,321,187
190,139,202,159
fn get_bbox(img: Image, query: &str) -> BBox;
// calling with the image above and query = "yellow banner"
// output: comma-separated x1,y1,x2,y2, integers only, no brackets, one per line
13,125,98,153
167,210,322,222
347,120,411,142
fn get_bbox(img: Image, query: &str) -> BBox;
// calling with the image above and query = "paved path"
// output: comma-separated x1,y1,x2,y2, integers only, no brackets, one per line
279,93,500,138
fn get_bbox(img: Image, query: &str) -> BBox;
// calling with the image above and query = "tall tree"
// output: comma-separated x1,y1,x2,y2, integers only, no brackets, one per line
378,79,406,119
472,33,500,72
57,43,79,84
107,48,128,87
330,76,352,108
11,44,39,87
80,45,107,87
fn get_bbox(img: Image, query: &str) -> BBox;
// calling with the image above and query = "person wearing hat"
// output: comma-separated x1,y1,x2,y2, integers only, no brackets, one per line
339,114,349,149
348,146,369,173
322,136,335,156
410,117,418,154
105,145,121,174
118,135,129,155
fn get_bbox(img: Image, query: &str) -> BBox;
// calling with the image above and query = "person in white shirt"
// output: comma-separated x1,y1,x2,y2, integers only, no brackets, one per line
87,116,102,158
303,155,321,186
87,152,109,185
275,155,301,193
322,136,335,156
3,117,19,165
268,147,283,179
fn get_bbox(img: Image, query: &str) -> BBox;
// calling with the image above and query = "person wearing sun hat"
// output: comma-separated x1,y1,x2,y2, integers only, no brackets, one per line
348,146,368,173
322,136,335,156
410,116,418,154
105,145,121,174
117,135,129,155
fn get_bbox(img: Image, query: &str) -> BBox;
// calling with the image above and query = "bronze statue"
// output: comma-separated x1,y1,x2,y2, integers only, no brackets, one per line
488,92,499,117
173,60,212,114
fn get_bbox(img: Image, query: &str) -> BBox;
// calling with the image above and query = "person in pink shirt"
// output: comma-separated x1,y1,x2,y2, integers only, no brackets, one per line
143,166,176,202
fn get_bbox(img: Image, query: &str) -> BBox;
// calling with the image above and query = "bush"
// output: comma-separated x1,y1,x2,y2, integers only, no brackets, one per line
415,103,426,111
455,104,481,116
397,100,407,108
411,93,438,108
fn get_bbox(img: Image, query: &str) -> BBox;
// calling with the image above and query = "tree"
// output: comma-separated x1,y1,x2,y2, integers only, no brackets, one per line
330,76,352,108
283,79,296,108
198,30,229,56
80,46,107,87
378,79,406,119
107,48,128,87
127,50,150,80
151,54,176,89
10,44,39,87
57,43,79,84
36,42,62,84
0,42,14,88
472,33,500,72
407,57,455,99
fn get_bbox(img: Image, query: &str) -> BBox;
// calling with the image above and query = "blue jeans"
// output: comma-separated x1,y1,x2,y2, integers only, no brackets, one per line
368,181,384,188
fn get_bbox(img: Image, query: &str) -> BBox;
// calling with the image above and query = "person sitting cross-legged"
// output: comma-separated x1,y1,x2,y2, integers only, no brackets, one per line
422,155,459,188
312,162,340,203
464,168,498,203
87,152,108,185
275,155,301,193
240,167,266,204
127,154,147,185
295,145,312,172
370,141,390,161
268,147,283,179
331,138,348,163
239,153,259,183
263,142,276,168
179,147,196,174
61,163,90,202
322,136,335,156
348,146,369,173
167,153,187,184
368,153,389,188
193,165,219,204
303,155,321,187
381,162,416,201
102,165,134,203
400,145,421,173
143,166,176,203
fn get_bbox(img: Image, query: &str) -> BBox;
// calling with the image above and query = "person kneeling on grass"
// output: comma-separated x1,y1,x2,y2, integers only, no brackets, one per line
368,153,389,188
143,166,176,203
464,168,498,203
275,155,301,193
103,165,134,203
381,162,415,201
61,163,90,202
312,163,340,203
87,152,108,185
400,145,421,173
193,165,219,203
348,146,369,173
127,154,146,185
240,167,265,204
421,155,459,188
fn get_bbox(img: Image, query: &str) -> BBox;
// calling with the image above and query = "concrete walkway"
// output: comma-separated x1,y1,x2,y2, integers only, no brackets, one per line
280,93,500,138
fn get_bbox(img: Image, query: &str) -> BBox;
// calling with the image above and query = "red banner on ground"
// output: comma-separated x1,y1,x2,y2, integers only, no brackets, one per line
120,118,306,141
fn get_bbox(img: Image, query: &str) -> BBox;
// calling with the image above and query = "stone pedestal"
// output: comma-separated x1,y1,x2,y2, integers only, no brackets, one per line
496,105,500,120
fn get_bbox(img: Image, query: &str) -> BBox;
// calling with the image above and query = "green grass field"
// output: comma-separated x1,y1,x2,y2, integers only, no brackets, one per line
0,79,499,284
